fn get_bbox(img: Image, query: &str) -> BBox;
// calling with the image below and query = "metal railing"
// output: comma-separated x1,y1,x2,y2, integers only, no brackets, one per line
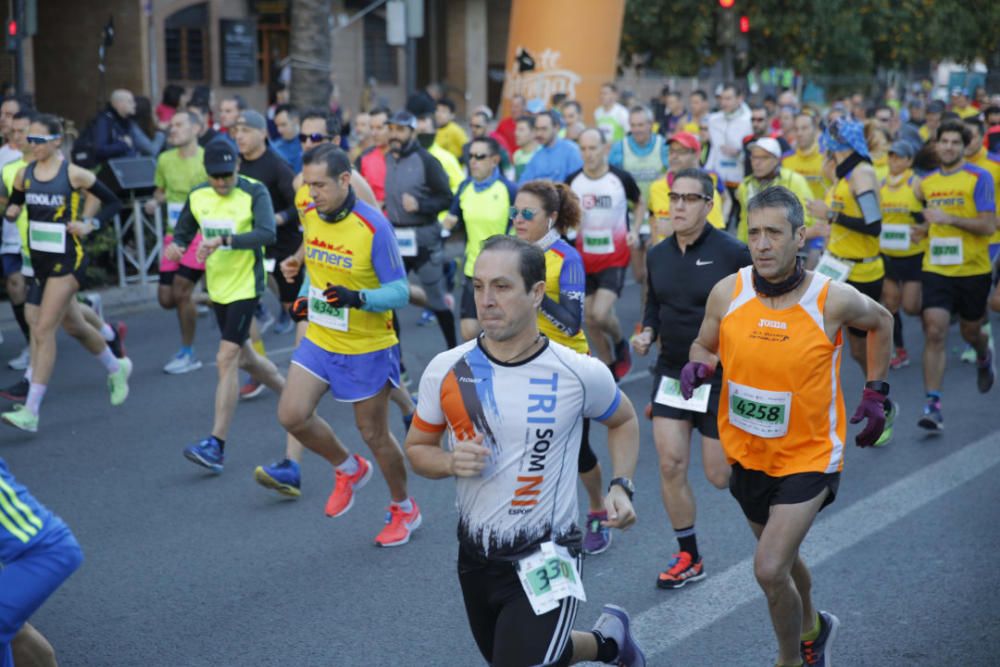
113,196,163,288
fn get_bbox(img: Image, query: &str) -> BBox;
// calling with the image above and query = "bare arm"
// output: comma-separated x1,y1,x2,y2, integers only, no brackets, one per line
598,394,639,529
825,280,893,381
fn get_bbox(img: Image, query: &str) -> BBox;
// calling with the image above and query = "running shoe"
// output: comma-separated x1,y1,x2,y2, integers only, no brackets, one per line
108,357,133,406
273,310,295,335
7,347,29,371
917,400,944,432
873,400,898,447
417,309,437,326
889,347,910,370
976,350,995,394
255,305,276,334
239,379,265,400
656,551,705,589
196,303,211,317
801,610,840,666
583,511,612,555
164,350,202,375
374,499,422,547
0,378,28,402
1,404,38,433
325,454,373,517
960,344,977,364
591,604,646,667
254,459,302,497
611,339,632,382
183,437,224,473
108,321,128,359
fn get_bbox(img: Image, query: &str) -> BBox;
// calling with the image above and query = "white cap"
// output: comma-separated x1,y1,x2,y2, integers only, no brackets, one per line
749,137,782,160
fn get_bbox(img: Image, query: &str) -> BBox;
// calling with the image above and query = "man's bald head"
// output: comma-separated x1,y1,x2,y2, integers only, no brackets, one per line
110,89,136,117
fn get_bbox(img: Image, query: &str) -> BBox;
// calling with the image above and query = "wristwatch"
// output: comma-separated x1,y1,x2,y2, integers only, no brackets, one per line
608,477,634,501
865,380,890,396
85,217,101,231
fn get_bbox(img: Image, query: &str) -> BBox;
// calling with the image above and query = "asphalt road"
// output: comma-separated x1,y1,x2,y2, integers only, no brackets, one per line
2,279,998,667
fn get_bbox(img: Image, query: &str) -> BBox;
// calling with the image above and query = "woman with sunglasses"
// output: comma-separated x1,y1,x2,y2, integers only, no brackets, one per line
1,114,127,433
510,179,614,556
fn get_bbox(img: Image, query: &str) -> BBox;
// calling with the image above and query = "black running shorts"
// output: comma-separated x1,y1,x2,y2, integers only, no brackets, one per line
729,461,839,526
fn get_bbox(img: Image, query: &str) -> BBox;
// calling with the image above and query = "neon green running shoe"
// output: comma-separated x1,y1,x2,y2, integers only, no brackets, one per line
874,400,898,447
108,357,133,406
2,404,38,433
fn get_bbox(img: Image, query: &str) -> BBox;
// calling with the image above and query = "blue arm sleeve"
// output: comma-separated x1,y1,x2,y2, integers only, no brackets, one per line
608,142,624,169
361,217,409,311
360,278,410,312
973,170,996,213
539,251,585,335
298,273,310,299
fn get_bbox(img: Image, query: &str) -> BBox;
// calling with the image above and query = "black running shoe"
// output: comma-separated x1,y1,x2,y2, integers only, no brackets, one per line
0,378,28,403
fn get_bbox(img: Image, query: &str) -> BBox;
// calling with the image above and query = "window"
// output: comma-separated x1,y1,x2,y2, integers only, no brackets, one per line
165,3,209,82
363,11,398,84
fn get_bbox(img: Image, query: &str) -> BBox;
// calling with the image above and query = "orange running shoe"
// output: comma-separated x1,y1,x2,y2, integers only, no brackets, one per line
656,551,705,589
374,499,422,547
324,454,373,517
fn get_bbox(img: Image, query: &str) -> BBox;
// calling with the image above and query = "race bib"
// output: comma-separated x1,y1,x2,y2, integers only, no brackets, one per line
639,222,651,238
515,541,586,616
20,252,32,277
879,224,911,252
395,227,417,257
263,258,277,273
728,381,792,438
654,375,710,413
166,202,184,232
928,237,963,266
28,221,66,253
307,285,349,331
201,218,235,241
814,252,853,282
582,229,615,255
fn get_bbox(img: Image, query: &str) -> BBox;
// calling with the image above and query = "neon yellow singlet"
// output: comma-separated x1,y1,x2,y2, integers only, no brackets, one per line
828,175,884,282
879,171,925,258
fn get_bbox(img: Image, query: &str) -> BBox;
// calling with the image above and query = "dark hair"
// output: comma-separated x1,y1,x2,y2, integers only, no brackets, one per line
161,84,185,109
189,85,211,107
560,100,581,114
32,113,63,136
963,115,985,136
303,144,351,178
478,235,546,293
937,120,971,146
187,98,211,117
984,105,1000,118
601,82,618,93
747,185,805,231
369,106,391,121
223,94,247,111
515,114,535,129
172,109,199,126
673,168,715,198
301,108,341,138
551,92,568,107
518,180,582,235
471,136,501,157
274,104,299,122
690,90,708,102
437,98,456,113
535,110,560,128
660,85,672,97
721,81,742,96
11,109,33,122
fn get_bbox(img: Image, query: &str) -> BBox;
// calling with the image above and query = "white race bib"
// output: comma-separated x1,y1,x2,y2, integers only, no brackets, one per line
515,541,586,616
654,375,710,413
582,229,615,255
395,227,417,257
307,286,349,331
263,258,277,273
879,224,911,252
639,222,651,237
201,218,235,242
166,202,184,232
928,237,963,266
20,253,33,277
28,221,66,253
728,381,792,438
814,252,853,282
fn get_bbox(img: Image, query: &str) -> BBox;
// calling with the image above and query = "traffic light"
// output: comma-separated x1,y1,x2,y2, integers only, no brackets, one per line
719,0,735,7
740,15,750,33
5,18,18,53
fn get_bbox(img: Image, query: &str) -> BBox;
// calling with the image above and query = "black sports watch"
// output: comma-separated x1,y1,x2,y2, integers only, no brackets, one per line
865,380,890,396
608,477,634,501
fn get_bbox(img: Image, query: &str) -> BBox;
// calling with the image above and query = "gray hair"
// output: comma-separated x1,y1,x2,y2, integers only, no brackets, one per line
746,186,805,231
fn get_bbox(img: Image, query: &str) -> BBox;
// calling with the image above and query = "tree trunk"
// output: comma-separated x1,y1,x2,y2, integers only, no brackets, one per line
289,0,332,109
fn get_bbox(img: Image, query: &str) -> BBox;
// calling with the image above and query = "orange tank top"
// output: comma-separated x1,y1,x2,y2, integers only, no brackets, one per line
718,267,846,476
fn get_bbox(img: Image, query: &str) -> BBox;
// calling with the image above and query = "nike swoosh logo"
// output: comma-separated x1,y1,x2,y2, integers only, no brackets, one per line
695,259,714,266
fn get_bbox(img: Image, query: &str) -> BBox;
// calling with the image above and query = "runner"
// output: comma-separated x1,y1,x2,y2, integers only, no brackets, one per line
594,82,630,143
647,132,727,241
355,107,391,207
512,115,539,182
443,136,517,341
706,83,752,227
264,146,420,546
0,457,84,667
783,112,831,269
632,168,751,589
0,114,130,433
878,141,925,372
433,97,469,160
144,109,208,374
405,234,645,667
734,138,814,244
519,111,583,185
0,108,29,371
569,128,640,381
915,120,997,431
167,138,285,472
685,185,893,667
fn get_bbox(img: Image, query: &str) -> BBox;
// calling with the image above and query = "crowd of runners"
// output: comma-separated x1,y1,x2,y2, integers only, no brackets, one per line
2,79,998,667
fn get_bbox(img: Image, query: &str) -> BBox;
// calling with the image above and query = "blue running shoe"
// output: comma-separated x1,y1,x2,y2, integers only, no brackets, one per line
592,604,646,667
417,309,436,326
254,459,301,497
917,400,944,432
184,437,224,473
801,610,840,666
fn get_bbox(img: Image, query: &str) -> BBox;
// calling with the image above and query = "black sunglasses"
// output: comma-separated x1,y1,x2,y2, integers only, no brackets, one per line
469,152,492,161
299,133,332,143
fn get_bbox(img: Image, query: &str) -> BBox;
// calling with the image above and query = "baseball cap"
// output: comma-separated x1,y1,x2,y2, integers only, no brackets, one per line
748,137,782,159
203,138,239,175
525,98,546,114
888,140,915,159
235,109,267,131
950,87,967,97
668,131,701,152
388,110,417,129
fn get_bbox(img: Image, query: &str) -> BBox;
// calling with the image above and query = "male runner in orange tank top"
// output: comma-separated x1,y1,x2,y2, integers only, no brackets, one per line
682,186,893,667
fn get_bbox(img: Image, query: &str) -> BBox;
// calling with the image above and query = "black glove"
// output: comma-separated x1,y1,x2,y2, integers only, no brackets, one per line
323,283,363,309
289,296,309,322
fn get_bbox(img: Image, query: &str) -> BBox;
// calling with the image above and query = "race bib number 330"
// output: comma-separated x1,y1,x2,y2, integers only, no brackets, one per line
516,541,586,616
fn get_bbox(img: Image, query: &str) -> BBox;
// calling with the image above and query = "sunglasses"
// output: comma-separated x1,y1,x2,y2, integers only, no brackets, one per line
299,133,332,143
667,192,711,204
27,134,60,144
510,207,540,221
469,152,492,161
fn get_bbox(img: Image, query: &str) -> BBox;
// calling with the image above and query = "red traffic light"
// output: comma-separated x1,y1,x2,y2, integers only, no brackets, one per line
739,15,750,32
719,0,735,7
7,20,16,37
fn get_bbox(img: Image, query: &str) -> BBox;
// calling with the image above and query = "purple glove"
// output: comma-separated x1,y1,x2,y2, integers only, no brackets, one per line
680,362,714,400
850,388,886,447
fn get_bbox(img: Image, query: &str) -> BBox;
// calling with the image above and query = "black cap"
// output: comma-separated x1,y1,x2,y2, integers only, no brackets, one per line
204,138,238,174
388,110,417,130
